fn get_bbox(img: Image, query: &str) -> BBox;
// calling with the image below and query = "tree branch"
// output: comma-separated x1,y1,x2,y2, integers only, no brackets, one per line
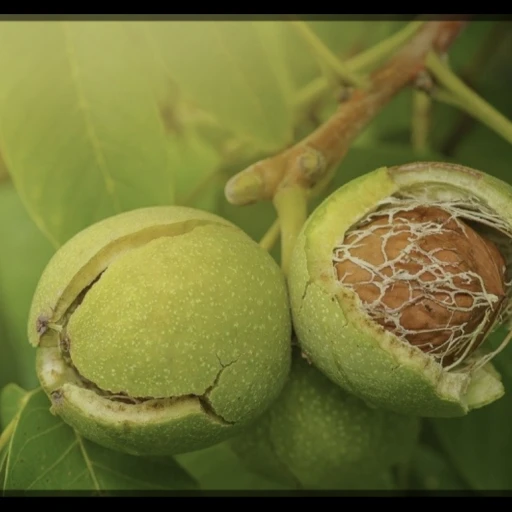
225,20,468,206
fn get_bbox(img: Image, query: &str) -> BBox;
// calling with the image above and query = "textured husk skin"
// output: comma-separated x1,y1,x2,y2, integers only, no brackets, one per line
288,163,512,417
229,354,420,490
30,206,292,456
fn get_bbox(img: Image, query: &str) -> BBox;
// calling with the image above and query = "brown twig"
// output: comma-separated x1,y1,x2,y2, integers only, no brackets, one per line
225,20,468,206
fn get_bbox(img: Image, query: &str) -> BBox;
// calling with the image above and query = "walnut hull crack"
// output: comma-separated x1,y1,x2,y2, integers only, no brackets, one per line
38,223,243,428
31,206,292,456
34,219,238,345
48,359,237,426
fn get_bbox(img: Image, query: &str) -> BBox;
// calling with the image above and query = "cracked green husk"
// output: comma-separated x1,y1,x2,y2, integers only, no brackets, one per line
29,206,292,456
288,162,512,417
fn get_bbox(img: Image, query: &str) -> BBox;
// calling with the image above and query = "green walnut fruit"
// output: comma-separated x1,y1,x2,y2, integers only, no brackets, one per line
229,352,420,490
289,161,512,418
28,206,292,456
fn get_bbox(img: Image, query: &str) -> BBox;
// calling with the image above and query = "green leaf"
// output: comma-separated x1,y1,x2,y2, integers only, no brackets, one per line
122,22,179,109
172,131,222,212
0,21,174,247
0,384,28,482
430,328,512,491
0,384,27,430
0,449,6,482
1,388,197,494
146,21,294,152
175,441,289,491
0,321,19,393
0,152,7,182
0,183,55,389
252,22,295,98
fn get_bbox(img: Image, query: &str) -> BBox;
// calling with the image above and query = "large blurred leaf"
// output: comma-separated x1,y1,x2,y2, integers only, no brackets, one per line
0,152,7,182
0,21,174,246
0,321,18,392
253,22,295,99
175,441,288,491
0,184,55,388
430,328,512,491
123,22,179,110
1,388,197,494
1,384,30,484
145,21,294,152
172,130,222,212
0,383,27,430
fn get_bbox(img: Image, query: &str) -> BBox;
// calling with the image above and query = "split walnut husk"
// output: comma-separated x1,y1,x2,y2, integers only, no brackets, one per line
288,162,512,417
28,206,291,456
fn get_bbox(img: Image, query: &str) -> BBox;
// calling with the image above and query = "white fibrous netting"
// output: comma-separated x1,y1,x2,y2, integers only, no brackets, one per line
333,192,512,371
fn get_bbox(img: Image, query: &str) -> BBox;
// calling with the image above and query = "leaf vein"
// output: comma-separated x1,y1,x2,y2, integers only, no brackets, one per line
91,462,177,490
25,439,79,490
9,420,67,471
76,434,101,491
61,21,121,213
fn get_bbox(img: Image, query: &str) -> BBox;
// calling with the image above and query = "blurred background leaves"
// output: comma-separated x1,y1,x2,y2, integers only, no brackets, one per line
0,183,54,390
0,386,198,494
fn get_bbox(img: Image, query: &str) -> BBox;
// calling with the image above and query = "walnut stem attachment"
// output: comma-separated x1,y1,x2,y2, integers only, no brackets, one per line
273,185,308,276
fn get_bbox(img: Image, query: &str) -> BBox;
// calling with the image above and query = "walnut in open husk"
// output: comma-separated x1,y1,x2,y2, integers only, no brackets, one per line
288,162,512,417
334,203,507,370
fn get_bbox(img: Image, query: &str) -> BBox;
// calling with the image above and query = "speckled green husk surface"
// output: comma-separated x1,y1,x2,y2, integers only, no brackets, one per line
29,206,292,456
230,354,420,490
288,162,512,417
